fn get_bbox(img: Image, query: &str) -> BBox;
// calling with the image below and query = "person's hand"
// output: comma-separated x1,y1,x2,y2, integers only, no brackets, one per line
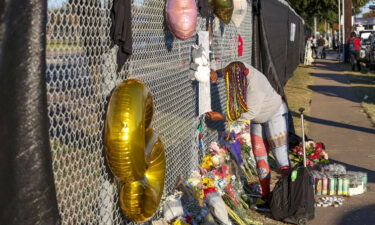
206,111,225,121
210,69,218,83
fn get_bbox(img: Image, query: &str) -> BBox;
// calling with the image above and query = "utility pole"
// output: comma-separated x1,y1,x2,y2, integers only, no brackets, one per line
314,16,317,37
338,0,341,61
345,0,353,39
325,20,327,33
342,0,345,61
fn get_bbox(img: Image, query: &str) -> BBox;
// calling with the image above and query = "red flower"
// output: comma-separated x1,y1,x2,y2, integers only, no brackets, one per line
308,154,315,160
203,187,216,197
225,183,236,199
185,216,192,223
306,158,315,167
316,142,324,149
311,153,320,159
315,147,323,154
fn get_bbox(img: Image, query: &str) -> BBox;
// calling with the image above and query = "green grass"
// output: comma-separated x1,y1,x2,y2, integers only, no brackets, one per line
285,65,315,137
341,64,375,126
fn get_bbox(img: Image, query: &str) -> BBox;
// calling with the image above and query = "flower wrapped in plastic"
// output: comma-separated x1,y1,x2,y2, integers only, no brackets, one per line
289,140,329,167
221,121,258,184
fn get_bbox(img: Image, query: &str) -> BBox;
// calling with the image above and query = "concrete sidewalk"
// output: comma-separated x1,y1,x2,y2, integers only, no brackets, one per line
307,56,375,225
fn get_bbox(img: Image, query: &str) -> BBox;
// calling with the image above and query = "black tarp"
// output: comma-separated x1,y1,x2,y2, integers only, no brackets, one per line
252,0,305,97
0,0,60,224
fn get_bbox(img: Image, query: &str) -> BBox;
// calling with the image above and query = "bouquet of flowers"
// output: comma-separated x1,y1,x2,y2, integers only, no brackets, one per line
170,216,192,225
182,141,262,225
221,121,258,186
290,140,329,167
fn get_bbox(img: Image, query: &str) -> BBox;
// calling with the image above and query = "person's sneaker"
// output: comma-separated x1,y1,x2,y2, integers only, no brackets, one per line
255,196,270,212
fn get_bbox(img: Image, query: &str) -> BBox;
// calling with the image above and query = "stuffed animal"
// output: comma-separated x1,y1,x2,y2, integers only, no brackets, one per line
191,45,210,83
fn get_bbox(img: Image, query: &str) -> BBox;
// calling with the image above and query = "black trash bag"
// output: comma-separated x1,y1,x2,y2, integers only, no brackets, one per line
270,165,315,225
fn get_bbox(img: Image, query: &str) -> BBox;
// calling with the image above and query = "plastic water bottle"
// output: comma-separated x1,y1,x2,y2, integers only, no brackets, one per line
322,174,328,195
315,174,322,195
337,175,343,195
328,175,336,195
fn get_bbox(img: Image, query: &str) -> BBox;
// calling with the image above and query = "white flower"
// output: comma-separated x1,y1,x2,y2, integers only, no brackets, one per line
305,141,315,148
212,155,222,166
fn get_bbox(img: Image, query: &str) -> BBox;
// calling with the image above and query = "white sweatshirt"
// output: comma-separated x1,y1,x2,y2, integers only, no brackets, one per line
238,65,282,123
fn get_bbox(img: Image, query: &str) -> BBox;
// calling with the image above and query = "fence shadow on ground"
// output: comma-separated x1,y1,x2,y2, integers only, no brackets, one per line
338,204,375,225
310,71,375,86
290,111,375,135
310,72,351,85
312,61,345,73
307,85,375,104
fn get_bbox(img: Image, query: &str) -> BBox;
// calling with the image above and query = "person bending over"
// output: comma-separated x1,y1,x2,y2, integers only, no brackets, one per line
206,62,291,200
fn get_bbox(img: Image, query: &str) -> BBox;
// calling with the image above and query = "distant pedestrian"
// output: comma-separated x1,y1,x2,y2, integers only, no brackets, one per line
311,36,317,58
347,31,361,71
317,35,325,59
305,36,314,65
322,35,329,59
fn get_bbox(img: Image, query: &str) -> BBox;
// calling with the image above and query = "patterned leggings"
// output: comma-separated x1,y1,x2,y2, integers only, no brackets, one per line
251,103,291,197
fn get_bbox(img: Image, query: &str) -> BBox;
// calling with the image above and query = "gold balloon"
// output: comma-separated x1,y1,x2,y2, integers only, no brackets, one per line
105,79,166,223
209,0,234,24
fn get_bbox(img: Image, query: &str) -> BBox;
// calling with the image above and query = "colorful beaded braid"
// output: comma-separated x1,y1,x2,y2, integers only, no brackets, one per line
224,62,249,122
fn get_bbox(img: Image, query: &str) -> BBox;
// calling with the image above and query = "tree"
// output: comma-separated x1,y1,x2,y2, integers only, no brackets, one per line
287,0,371,28
363,9,375,17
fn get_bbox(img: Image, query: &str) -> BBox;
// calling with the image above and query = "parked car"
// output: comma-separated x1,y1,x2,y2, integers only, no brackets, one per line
358,30,375,64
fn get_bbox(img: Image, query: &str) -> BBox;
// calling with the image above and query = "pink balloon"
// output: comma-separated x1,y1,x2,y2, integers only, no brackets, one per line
166,0,197,40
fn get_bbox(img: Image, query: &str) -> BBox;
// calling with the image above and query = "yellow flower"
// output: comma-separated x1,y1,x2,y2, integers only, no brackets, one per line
172,220,189,225
201,155,213,169
202,177,214,188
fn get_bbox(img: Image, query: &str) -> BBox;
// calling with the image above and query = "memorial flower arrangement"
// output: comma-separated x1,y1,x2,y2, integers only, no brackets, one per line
290,140,329,167
170,216,192,225
222,121,258,185
161,122,263,225
182,141,262,225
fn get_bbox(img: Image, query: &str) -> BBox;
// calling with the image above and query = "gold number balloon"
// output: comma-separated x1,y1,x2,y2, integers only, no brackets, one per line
209,0,234,24
104,79,166,223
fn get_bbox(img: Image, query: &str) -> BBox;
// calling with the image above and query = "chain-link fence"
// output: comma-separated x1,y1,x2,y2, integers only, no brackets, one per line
46,0,252,224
